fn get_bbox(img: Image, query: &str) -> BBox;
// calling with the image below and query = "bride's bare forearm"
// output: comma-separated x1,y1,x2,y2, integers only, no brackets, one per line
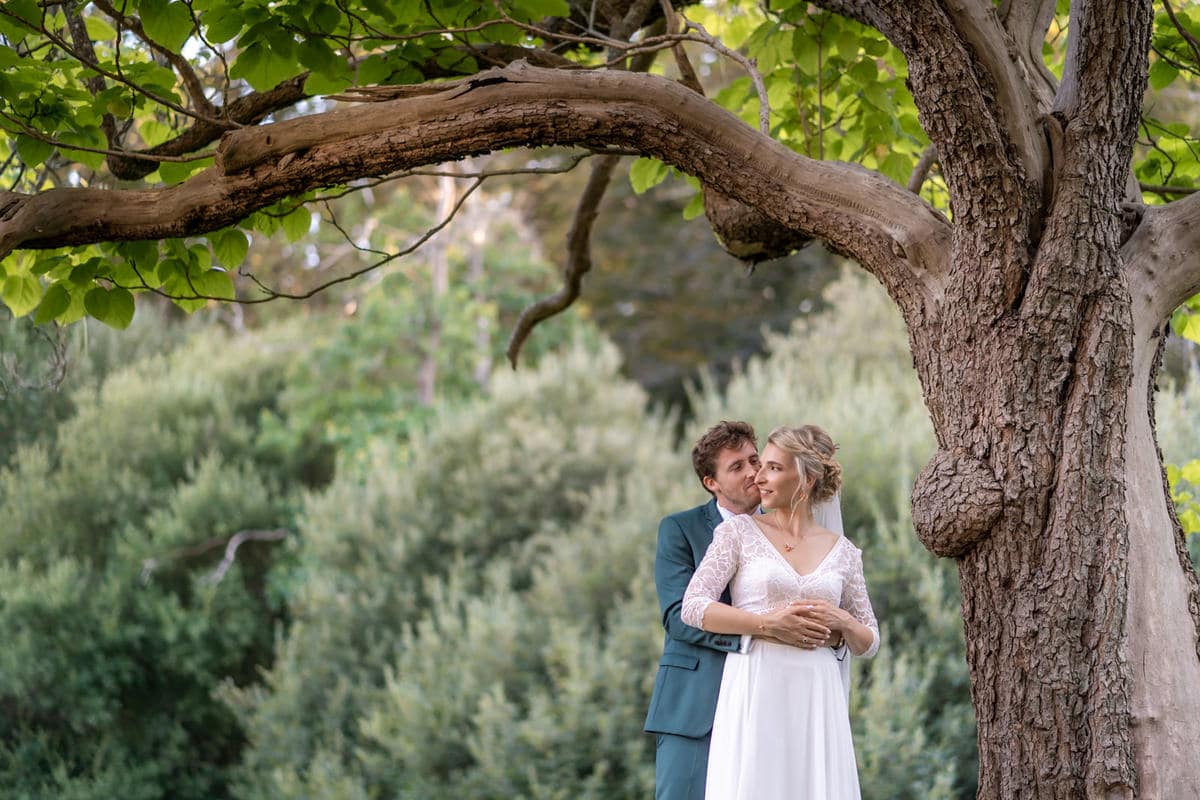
842,619,876,656
699,601,765,635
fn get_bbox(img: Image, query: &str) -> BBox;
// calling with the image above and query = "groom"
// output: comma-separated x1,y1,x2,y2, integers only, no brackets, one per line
644,420,834,800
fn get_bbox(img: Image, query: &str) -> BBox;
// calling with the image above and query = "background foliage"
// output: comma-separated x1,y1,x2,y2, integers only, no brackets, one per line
4,256,1198,798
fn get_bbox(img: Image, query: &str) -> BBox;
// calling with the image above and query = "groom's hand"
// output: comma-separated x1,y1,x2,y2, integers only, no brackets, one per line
757,605,831,649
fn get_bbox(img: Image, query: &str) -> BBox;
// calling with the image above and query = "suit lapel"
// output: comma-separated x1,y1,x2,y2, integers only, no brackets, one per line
701,498,721,539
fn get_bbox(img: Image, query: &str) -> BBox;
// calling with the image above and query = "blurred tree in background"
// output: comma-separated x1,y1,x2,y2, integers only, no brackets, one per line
4,260,1199,798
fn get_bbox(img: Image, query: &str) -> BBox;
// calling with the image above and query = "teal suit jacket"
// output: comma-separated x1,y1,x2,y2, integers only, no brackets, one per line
644,499,740,738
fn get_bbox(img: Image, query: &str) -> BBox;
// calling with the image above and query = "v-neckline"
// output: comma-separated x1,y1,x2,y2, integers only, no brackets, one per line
747,515,843,578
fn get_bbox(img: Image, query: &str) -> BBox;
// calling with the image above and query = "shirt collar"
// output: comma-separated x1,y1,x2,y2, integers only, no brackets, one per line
716,503,761,521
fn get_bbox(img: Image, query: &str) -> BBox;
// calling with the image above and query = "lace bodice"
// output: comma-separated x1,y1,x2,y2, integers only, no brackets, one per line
681,514,880,657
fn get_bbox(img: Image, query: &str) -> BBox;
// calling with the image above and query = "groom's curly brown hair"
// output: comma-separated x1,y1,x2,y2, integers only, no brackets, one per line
691,420,757,491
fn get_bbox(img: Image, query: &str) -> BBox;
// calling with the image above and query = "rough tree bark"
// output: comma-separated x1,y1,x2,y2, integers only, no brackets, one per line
3,2,1200,796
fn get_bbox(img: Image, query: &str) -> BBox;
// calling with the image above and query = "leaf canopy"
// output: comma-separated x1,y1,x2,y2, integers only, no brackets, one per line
0,0,1198,329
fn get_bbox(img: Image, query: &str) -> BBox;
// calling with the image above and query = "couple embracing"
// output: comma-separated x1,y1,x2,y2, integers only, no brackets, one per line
644,421,880,800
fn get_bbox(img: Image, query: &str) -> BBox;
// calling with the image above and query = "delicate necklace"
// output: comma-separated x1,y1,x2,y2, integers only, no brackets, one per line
779,520,813,552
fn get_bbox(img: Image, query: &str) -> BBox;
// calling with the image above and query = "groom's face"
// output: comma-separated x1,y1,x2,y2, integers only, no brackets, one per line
704,440,762,515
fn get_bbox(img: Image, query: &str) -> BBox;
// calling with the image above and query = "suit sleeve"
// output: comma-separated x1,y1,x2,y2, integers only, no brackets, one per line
654,515,741,653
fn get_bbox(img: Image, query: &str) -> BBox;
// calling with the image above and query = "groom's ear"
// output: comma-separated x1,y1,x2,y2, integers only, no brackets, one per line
701,474,718,494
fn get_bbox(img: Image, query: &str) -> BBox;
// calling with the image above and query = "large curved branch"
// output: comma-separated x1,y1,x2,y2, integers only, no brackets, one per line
1123,192,1200,329
0,64,951,317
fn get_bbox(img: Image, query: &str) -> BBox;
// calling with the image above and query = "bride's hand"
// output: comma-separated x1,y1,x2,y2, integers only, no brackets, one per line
757,605,831,649
789,599,852,633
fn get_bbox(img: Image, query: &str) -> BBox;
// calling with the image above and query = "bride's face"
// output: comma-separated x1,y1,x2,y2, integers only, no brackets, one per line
755,443,807,511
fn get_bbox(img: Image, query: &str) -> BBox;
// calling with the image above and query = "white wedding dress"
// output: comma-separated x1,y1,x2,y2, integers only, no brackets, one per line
681,513,879,800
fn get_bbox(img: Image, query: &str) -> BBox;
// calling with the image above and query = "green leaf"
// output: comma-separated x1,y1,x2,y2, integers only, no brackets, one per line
879,151,911,184
511,0,570,19
15,134,55,168
281,206,313,242
629,157,669,195
1180,313,1200,344
849,58,877,85
159,156,212,184
298,38,339,74
304,65,353,96
210,228,249,267
69,261,99,285
230,43,302,92
5,0,41,27
83,285,110,319
2,272,43,317
140,0,195,52
204,5,246,43
683,190,705,221
192,268,236,300
33,282,71,324
84,286,135,329
84,16,119,41
355,54,394,86
310,4,343,34
1149,59,1180,91
1181,460,1200,486
161,272,207,312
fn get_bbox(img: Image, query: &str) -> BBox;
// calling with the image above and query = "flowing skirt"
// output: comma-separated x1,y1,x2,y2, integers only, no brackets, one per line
705,641,862,800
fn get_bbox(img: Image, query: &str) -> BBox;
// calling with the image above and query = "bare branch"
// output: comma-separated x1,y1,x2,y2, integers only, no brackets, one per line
907,145,939,194
204,528,288,584
506,154,620,366
1139,183,1197,197
139,528,287,584
1124,192,1200,327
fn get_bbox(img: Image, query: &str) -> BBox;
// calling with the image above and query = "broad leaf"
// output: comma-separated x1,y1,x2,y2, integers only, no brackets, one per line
629,158,669,195
33,282,71,324
281,206,313,242
139,0,195,52
2,272,43,317
210,229,250,267
192,268,236,300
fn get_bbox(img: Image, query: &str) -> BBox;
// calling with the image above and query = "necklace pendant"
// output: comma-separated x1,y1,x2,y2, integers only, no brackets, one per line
782,542,794,552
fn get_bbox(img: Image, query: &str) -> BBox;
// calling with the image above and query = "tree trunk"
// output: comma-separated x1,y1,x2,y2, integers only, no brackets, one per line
911,243,1200,798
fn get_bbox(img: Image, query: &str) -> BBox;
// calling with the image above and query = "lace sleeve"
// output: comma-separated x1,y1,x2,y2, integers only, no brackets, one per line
680,518,742,628
841,544,880,658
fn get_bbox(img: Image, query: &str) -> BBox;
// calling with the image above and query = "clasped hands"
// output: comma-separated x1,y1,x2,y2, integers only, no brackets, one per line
757,599,848,650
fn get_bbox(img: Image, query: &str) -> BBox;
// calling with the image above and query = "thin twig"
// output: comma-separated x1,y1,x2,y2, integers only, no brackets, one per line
506,155,621,366
92,0,220,120
203,528,288,584
0,107,217,164
1162,0,1200,69
1139,182,1197,196
682,17,769,134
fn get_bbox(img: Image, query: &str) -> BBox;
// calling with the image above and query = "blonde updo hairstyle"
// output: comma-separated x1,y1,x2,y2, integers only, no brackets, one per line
766,424,842,507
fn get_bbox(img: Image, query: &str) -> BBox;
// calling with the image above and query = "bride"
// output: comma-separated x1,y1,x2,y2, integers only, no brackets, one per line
681,424,879,799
